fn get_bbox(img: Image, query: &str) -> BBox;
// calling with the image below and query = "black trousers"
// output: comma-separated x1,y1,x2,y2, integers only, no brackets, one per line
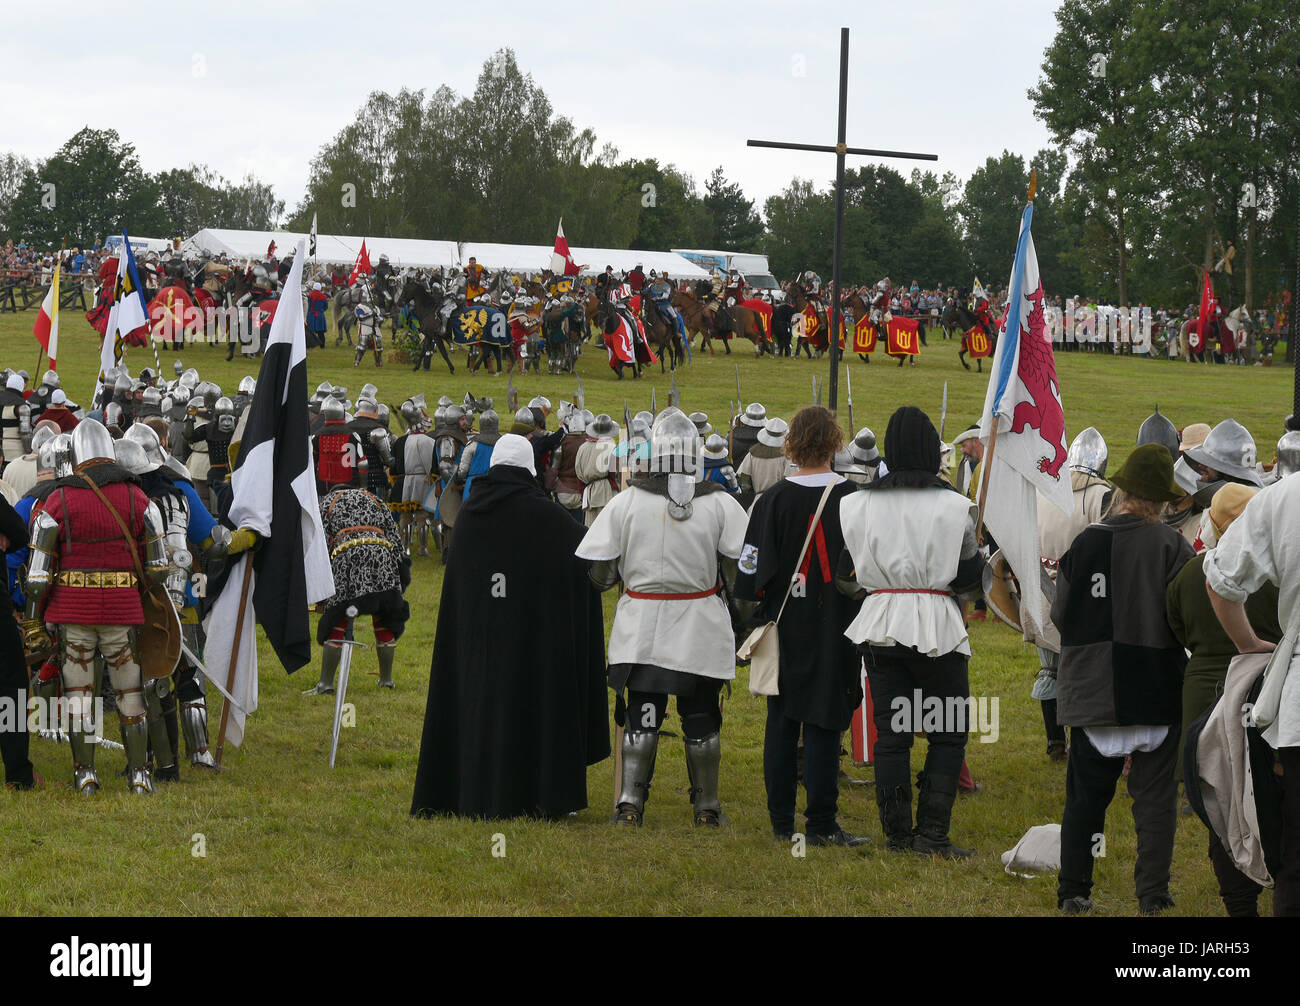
1057,724,1179,905
764,702,839,837
627,680,722,740
0,617,34,787
865,644,968,791
1277,747,1300,917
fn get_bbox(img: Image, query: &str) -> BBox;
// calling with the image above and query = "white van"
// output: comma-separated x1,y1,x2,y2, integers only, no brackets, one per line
671,249,784,302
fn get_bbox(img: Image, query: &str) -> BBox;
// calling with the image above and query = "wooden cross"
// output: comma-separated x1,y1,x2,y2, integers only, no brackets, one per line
748,27,937,413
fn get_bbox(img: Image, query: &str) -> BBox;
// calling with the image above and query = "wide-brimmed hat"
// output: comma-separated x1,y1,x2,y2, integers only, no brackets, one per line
1208,484,1257,540
1110,444,1184,502
1179,422,1211,452
740,402,767,428
588,414,617,439
702,434,729,460
757,417,788,447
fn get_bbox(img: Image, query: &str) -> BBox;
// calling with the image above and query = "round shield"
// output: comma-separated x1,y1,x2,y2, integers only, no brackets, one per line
981,548,1022,632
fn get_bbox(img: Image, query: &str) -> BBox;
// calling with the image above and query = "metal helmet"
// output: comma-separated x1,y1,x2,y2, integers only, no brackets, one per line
238,376,257,396
437,395,454,409
649,408,700,476
513,406,535,428
40,368,59,390
850,427,879,465
444,404,467,427
399,397,428,433
314,381,333,403
376,403,391,428
528,395,551,414
321,396,346,423
214,397,238,434
741,402,767,427
139,386,162,416
104,401,124,430
478,409,500,436
124,423,166,472
179,367,200,390
688,411,712,439
634,410,653,428
30,423,57,455
172,359,184,377
703,433,729,458
113,437,151,476
37,436,59,475
50,433,74,478
355,396,378,416
1136,408,1179,458
1273,431,1300,480
359,382,378,402
1066,427,1108,478
70,418,116,466
1184,419,1263,486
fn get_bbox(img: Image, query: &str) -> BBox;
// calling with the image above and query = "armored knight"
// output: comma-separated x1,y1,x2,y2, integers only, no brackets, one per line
314,397,366,496
0,372,32,462
392,396,436,556
551,408,592,522
428,404,471,554
354,299,384,368
455,409,500,501
576,408,750,828
348,395,395,502
21,419,168,794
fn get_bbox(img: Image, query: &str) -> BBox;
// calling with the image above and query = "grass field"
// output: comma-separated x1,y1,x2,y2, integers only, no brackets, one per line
0,308,1295,917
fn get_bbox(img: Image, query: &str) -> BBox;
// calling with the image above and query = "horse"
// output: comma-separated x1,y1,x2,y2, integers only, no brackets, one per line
397,276,456,374
222,269,274,361
673,285,768,357
332,284,364,346
942,300,994,372
842,290,876,364
640,298,684,372
783,281,829,359
541,298,583,375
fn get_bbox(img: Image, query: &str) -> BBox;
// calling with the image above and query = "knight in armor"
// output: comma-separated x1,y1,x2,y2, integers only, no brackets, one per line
0,372,32,463
21,419,169,794
1026,427,1112,762
577,408,751,827
122,423,256,771
205,396,238,516
701,434,740,493
848,427,882,485
737,417,789,504
354,298,385,368
551,409,593,522
645,270,688,348
392,396,436,557
314,397,366,496
429,405,471,555
183,382,221,507
1266,430,1300,484
728,402,766,469
232,376,257,417
307,483,410,694
574,413,620,526
455,408,500,503
464,257,487,302
349,396,394,502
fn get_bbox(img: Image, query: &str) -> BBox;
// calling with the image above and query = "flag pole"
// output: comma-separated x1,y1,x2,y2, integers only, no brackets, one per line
215,555,255,767
976,171,1037,543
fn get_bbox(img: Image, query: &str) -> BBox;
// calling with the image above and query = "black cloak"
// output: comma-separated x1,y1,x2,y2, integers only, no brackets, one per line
410,464,610,820
0,495,35,787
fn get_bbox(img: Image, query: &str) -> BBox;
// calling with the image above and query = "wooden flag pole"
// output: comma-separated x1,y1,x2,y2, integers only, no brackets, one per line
215,555,255,767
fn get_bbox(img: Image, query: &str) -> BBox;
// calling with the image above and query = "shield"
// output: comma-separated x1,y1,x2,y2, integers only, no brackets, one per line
981,548,1022,632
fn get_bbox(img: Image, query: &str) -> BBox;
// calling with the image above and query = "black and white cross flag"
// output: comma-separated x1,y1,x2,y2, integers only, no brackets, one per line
205,239,334,747
309,212,317,259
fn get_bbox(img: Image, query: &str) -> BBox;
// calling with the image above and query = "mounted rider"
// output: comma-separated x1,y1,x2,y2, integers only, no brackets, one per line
464,257,488,301
645,270,688,347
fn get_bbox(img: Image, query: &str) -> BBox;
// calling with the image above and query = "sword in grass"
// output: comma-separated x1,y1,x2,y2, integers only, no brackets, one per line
330,606,367,769
37,729,124,751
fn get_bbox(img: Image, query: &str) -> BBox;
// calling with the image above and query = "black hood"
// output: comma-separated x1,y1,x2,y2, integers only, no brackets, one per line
461,464,546,515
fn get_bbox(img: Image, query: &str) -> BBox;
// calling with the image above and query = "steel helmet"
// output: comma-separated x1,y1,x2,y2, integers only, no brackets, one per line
1066,427,1108,478
850,427,879,465
320,397,346,423
113,437,151,476
1184,419,1262,486
1275,431,1300,479
70,418,116,466
50,433,74,478
124,423,166,473
1136,408,1179,459
649,408,700,476
478,410,500,436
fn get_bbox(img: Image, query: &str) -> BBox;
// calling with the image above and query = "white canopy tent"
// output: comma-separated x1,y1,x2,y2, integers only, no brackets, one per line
460,242,709,280
181,228,459,269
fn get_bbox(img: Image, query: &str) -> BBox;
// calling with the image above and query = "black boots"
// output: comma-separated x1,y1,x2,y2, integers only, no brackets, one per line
877,784,914,852
911,771,974,859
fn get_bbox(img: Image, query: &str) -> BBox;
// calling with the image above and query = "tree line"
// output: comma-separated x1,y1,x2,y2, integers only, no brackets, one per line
3,16,1296,313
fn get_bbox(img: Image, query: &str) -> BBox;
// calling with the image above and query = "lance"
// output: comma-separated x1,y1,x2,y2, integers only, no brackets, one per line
939,380,949,441
574,375,585,411
329,606,367,769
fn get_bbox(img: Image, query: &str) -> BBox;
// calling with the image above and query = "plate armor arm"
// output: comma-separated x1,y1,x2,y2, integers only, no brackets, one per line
438,437,458,482
718,554,754,628
143,501,170,585
22,509,60,621
588,558,620,592
369,427,395,468
456,442,476,482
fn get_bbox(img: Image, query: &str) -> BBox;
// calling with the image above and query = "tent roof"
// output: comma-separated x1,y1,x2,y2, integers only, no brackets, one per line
181,228,459,269
461,243,709,280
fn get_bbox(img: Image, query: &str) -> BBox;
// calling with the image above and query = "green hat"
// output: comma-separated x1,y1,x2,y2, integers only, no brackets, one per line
1110,444,1183,502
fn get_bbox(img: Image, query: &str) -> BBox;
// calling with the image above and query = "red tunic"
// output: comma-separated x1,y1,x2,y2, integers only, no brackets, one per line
40,481,148,625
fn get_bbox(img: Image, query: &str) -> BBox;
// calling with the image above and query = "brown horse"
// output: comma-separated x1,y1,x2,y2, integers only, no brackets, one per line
784,282,830,359
640,300,684,372
673,287,767,357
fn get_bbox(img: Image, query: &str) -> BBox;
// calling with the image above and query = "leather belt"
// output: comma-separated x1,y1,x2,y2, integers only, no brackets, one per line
56,570,138,588
331,536,393,557
871,588,953,596
626,585,720,600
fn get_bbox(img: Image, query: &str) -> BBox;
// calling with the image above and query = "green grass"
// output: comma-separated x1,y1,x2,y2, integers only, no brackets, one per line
0,309,1294,916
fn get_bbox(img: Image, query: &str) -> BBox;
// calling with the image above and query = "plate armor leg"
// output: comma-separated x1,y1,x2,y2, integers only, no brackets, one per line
684,732,725,827
614,729,658,826
143,676,178,781
180,698,217,768
120,714,155,795
377,642,396,688
305,644,341,696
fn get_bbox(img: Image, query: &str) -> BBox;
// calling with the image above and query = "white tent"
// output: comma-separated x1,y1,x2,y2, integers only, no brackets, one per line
181,228,459,269
460,242,708,280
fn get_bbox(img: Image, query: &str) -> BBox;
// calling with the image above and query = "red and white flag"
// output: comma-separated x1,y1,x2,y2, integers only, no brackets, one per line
347,240,373,286
33,258,60,369
550,219,580,276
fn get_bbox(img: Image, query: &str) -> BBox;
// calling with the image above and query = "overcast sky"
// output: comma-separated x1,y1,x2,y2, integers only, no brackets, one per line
2,0,1061,223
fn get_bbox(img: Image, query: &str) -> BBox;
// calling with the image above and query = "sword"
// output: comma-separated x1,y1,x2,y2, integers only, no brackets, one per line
650,386,656,414
574,376,584,411
37,729,125,751
180,640,244,714
846,367,854,433
669,374,680,410
330,606,367,769
939,380,949,442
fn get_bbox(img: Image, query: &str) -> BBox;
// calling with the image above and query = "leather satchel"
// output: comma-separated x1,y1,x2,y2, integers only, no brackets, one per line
79,472,182,680
738,480,837,697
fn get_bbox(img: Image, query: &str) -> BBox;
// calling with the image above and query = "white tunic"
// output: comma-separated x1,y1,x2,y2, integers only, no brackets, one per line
401,433,435,504
1204,474,1300,748
577,486,749,680
840,487,977,657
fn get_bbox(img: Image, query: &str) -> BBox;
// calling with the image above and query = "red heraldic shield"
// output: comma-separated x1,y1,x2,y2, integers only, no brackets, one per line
886,317,920,356
148,285,196,343
740,299,773,342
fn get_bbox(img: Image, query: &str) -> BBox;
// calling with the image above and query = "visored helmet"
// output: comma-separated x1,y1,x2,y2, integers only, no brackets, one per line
214,397,238,434
123,423,166,472
321,396,346,423
1066,426,1108,478
70,418,116,466
50,433,74,478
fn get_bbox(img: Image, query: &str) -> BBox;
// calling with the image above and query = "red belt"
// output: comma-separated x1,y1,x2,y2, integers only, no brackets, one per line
871,588,953,596
626,585,721,600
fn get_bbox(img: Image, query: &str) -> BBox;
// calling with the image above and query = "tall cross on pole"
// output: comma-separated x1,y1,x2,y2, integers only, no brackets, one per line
748,27,937,414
